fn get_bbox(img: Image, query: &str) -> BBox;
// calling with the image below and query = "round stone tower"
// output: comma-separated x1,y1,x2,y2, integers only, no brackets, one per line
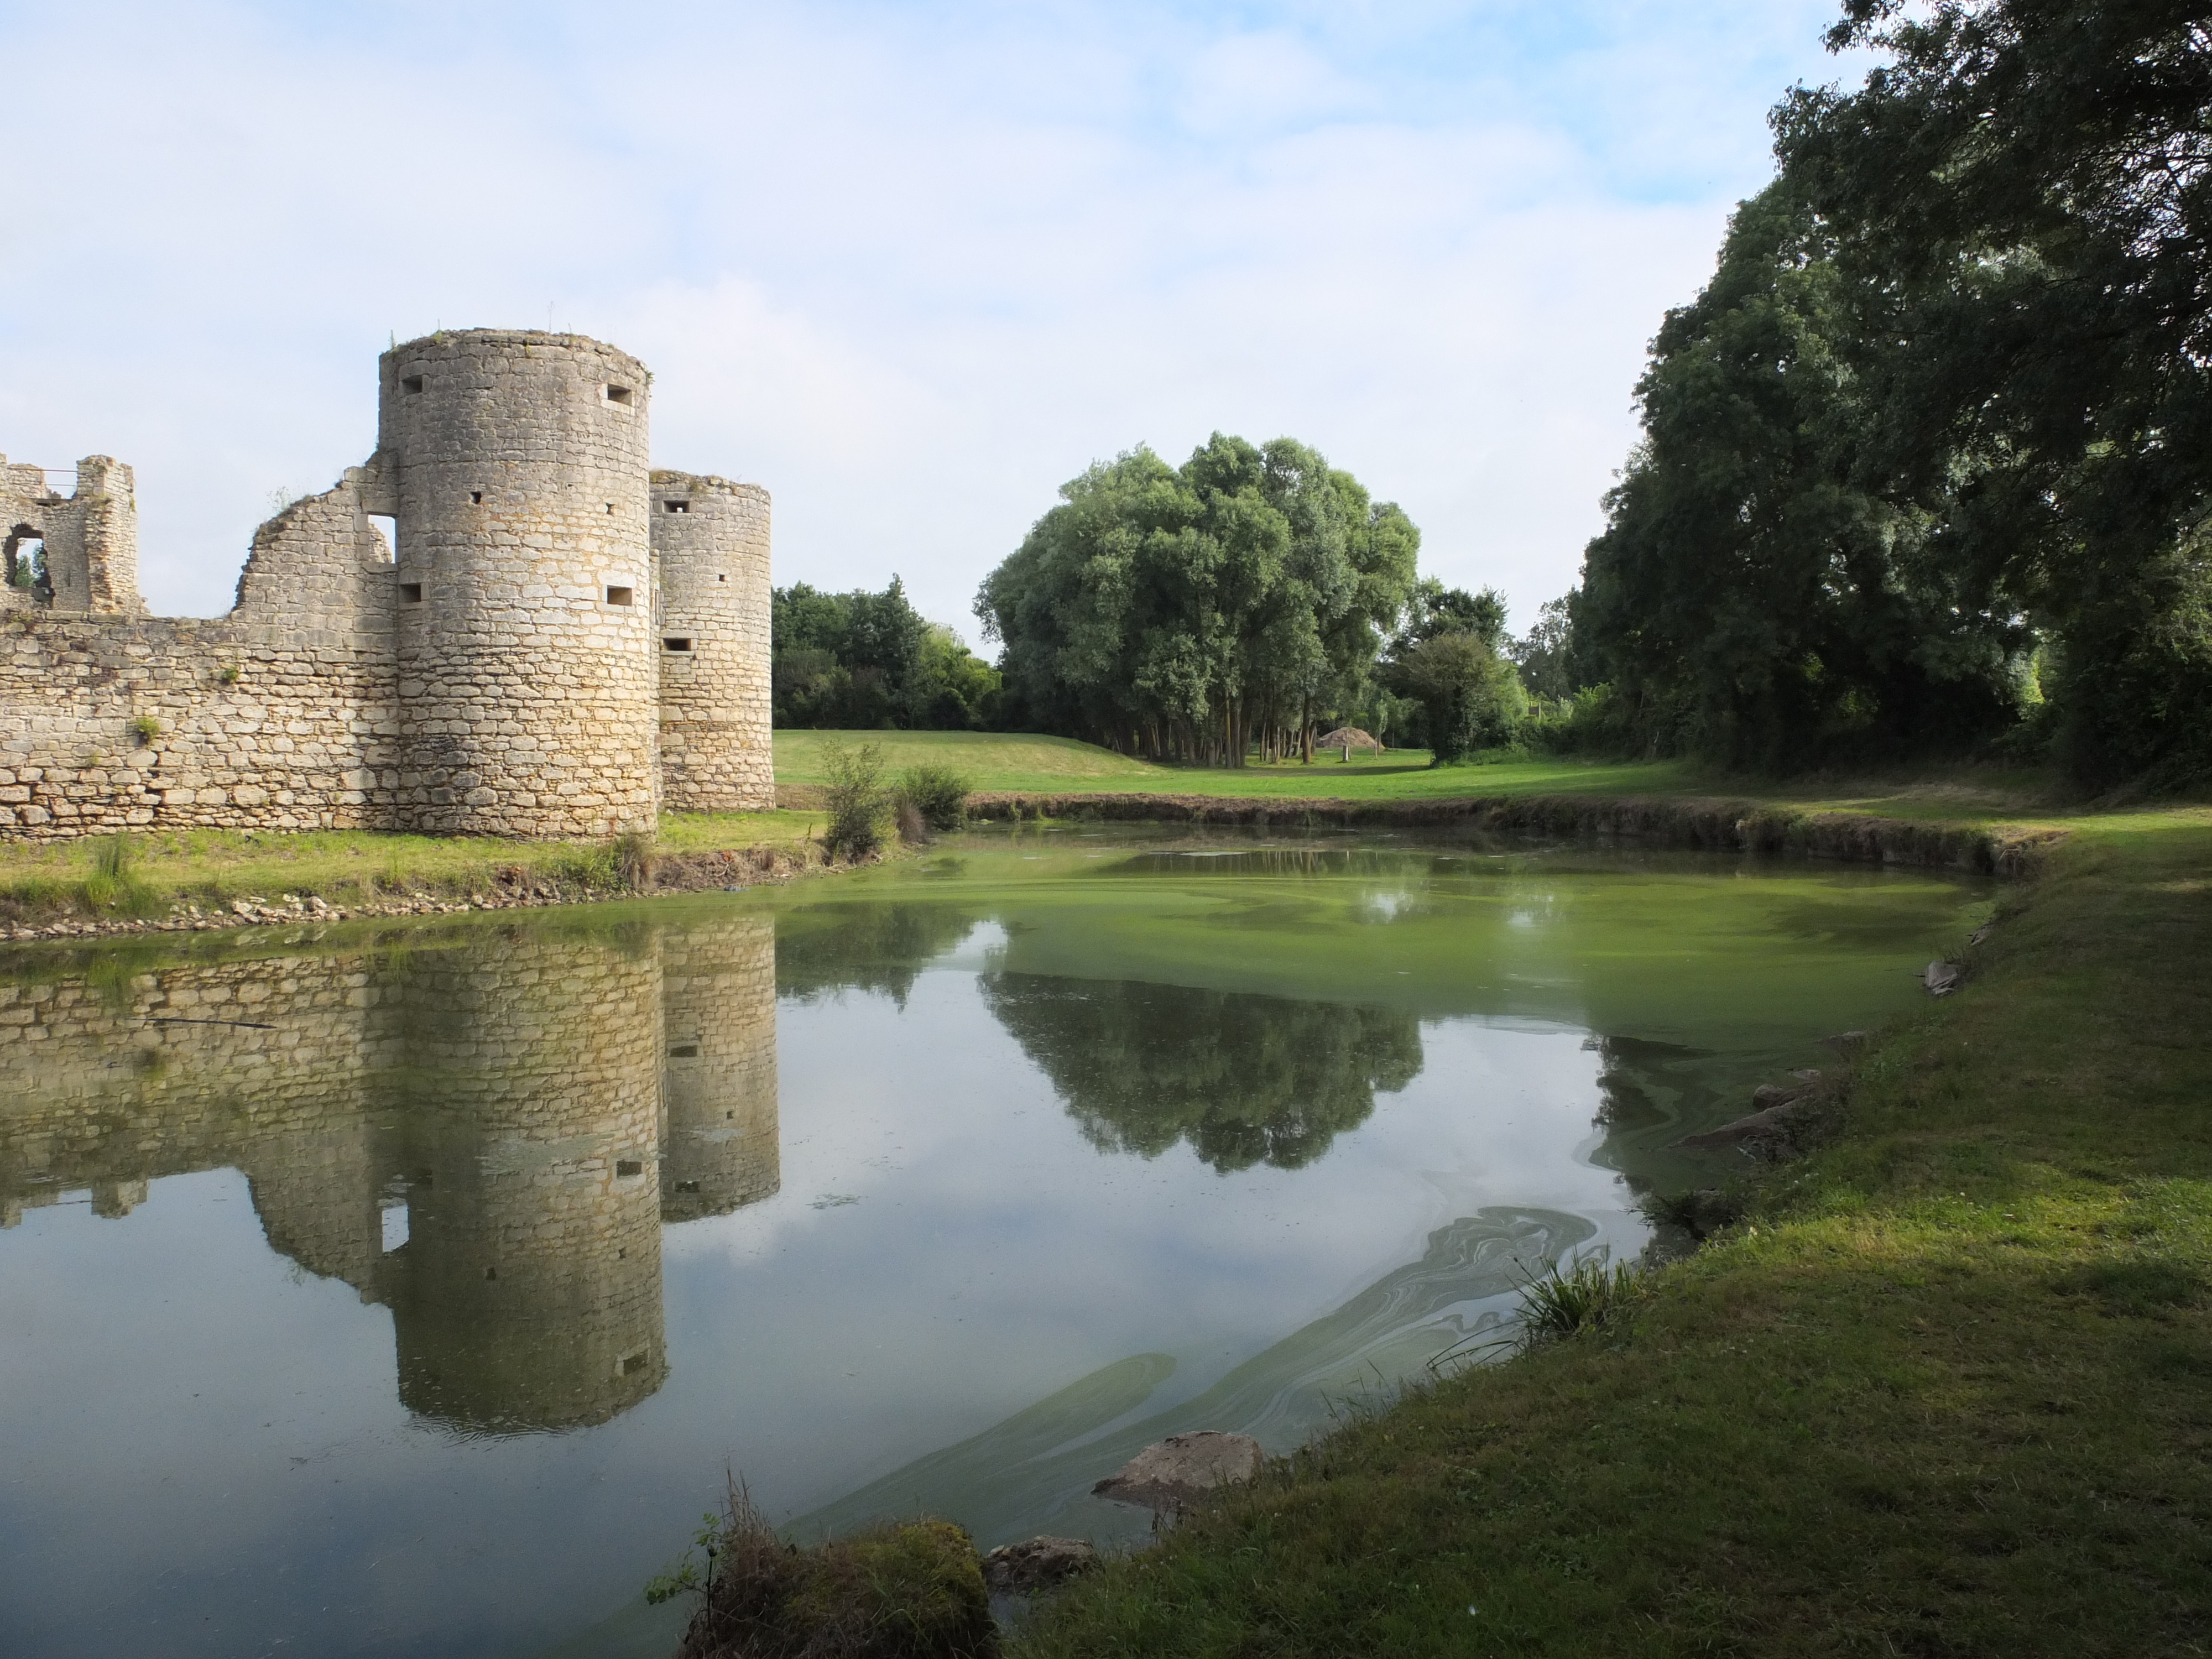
651,472,775,810
376,330,658,837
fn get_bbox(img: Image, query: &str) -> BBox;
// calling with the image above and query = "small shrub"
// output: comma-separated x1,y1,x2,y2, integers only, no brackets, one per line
896,764,972,832
667,1480,995,1659
217,664,243,686
550,841,620,890
83,833,160,915
1515,1253,1643,1350
820,741,889,863
615,830,658,890
895,798,929,844
127,714,163,746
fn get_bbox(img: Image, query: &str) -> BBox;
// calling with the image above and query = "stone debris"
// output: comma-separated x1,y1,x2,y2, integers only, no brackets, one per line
982,1536,1099,1594
1822,1030,1870,1053
1926,960,1963,997
1093,1431,1265,1512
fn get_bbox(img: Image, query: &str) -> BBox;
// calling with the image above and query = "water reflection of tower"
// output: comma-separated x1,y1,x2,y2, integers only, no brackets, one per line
660,914,779,1222
378,932,670,1432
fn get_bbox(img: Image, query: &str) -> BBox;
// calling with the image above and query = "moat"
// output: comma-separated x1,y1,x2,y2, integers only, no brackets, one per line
0,829,1989,1658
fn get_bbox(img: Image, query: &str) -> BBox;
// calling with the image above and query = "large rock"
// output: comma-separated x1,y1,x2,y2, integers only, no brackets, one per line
1092,1431,1264,1511
982,1536,1098,1595
1677,1094,1818,1151
1925,960,1962,997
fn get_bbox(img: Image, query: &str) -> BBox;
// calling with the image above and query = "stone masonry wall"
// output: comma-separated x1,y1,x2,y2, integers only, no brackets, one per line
375,331,660,838
0,330,771,842
652,473,776,811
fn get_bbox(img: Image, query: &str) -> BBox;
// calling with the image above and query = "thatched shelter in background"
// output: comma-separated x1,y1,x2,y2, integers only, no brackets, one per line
1316,727,1385,760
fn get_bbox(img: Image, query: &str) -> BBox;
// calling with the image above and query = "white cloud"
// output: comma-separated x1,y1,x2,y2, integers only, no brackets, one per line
0,0,1853,634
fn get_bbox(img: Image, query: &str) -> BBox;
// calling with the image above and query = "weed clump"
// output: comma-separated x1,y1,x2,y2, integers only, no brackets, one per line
821,741,890,863
664,1481,995,1659
1514,1253,1643,1350
83,834,160,915
614,830,658,890
896,764,972,834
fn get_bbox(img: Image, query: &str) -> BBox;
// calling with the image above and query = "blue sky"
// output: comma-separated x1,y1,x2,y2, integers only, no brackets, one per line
0,0,1859,635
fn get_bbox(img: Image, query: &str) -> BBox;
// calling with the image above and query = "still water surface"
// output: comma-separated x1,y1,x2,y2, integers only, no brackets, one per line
0,831,1988,1657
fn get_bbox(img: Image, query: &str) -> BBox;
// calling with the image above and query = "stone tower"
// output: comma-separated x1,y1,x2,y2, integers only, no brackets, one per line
651,473,776,811
660,911,780,1223
367,330,660,838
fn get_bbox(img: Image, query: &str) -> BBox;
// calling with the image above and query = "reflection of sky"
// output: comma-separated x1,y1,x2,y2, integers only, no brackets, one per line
0,981,1627,1659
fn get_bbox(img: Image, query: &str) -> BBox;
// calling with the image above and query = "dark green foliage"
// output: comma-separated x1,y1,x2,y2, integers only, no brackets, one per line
896,764,972,832
974,435,1420,764
1769,0,2212,785
980,974,1421,1171
774,578,1001,731
1574,2,2212,784
1507,596,1579,702
819,741,890,863
674,1484,995,1659
1576,180,2031,770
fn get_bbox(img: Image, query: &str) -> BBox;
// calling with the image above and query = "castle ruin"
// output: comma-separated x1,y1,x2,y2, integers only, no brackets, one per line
0,329,772,840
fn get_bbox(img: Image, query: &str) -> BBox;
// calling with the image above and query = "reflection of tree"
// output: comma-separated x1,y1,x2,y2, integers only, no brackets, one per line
981,974,1422,1172
1584,1034,1722,1140
774,902,981,1008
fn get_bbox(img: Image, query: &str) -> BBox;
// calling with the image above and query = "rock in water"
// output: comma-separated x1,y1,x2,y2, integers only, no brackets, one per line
1925,960,1962,997
982,1537,1098,1594
1092,1431,1264,1511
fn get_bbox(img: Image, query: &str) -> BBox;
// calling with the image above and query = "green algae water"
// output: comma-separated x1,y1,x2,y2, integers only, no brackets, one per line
0,829,1987,1657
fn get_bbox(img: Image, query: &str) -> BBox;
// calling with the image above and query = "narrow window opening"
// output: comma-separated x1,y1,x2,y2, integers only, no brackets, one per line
366,514,398,560
400,374,424,394
605,585,633,607
662,637,692,652
618,1351,649,1376
604,384,634,406
717,573,726,582
606,502,615,514
381,1201,409,1253
4,528,51,602
676,1180,700,1194
664,500,689,514
469,491,483,505
615,1158,643,1177
483,1265,498,1281
667,1042,699,1057
399,582,424,604
725,1110,734,1119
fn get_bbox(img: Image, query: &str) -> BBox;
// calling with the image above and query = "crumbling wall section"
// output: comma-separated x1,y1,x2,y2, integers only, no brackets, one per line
0,476,399,838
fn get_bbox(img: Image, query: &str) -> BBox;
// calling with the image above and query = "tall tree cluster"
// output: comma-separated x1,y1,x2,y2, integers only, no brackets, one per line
1575,0,2212,785
773,577,1001,731
974,435,1423,764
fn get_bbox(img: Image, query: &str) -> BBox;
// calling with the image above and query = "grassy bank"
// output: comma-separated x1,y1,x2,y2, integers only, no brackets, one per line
771,729,2056,822
1014,806,2212,1657
0,811,825,928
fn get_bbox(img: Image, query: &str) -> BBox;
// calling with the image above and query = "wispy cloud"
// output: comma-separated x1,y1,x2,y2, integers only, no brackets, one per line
0,0,1853,633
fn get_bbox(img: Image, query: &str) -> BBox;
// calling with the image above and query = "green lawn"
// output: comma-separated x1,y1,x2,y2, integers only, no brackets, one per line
775,729,2062,823
1014,804,2212,1657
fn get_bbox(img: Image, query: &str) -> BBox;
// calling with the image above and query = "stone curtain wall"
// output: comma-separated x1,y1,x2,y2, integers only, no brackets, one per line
653,474,776,811
0,476,400,835
0,330,774,842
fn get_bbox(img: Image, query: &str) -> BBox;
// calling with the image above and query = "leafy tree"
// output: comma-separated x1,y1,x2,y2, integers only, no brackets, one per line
980,974,1422,1172
1771,0,2212,785
771,578,1001,730
975,436,1419,764
1509,596,1580,702
1375,580,1525,763
1574,179,2030,769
